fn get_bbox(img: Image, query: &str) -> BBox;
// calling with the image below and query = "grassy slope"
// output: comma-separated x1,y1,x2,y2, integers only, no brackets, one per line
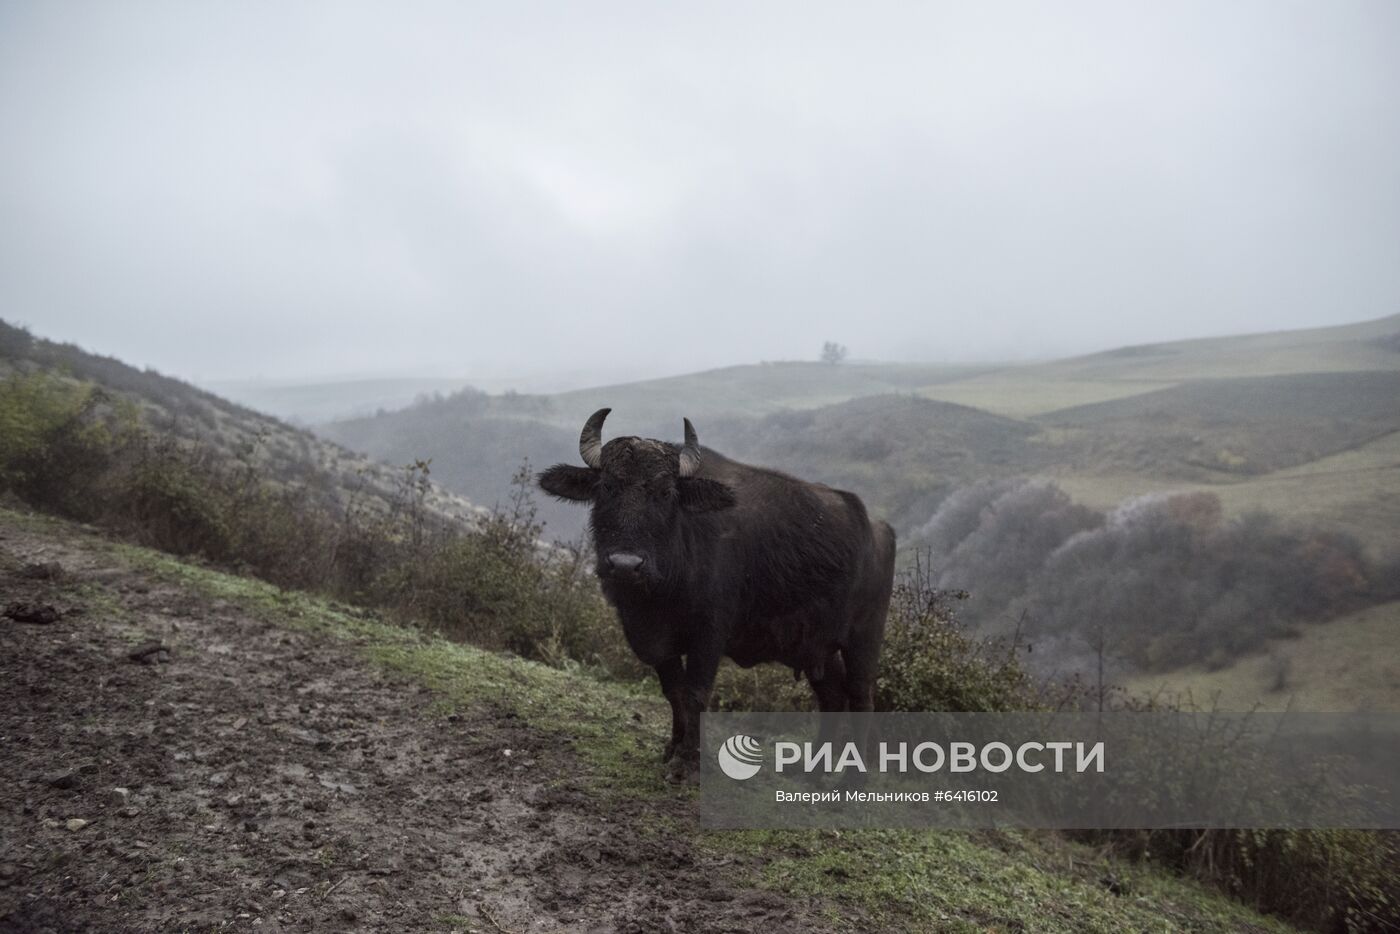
1035,372,1400,476
915,313,1400,418
1,325,482,525
545,361,998,430
1045,313,1400,382
12,506,1289,933
1050,429,1400,561
707,394,1040,528
1126,601,1400,713
915,375,1174,420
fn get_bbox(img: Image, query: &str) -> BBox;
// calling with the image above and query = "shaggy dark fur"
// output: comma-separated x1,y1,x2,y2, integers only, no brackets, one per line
539,411,896,781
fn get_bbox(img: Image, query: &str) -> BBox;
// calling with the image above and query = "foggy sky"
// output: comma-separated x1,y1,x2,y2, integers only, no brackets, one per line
2,1,1398,387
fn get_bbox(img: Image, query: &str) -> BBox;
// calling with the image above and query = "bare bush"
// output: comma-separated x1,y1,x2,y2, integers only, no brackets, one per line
918,479,1382,674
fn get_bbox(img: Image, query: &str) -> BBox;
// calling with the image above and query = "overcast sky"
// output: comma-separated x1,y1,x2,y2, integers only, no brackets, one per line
2,1,1397,387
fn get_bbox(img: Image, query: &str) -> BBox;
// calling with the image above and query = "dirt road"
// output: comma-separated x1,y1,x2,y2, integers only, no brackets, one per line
0,514,828,933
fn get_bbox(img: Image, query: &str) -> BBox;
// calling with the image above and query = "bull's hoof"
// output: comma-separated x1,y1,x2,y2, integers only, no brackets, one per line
665,754,699,784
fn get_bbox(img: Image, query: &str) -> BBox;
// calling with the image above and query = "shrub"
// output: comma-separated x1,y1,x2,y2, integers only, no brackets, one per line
0,372,116,501
1099,827,1399,933
876,551,1035,713
366,464,639,677
926,480,1100,628
117,438,236,558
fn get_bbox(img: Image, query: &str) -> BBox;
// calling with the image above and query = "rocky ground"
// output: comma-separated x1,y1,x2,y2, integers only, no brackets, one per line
0,514,827,933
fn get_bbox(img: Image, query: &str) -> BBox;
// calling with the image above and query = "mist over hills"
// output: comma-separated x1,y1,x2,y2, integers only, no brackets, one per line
317,313,1400,554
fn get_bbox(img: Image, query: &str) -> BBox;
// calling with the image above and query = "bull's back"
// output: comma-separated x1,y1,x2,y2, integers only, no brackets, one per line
702,451,889,615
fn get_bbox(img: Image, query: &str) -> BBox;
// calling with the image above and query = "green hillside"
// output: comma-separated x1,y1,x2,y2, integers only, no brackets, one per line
0,319,482,527
1048,313,1400,382
546,360,996,428
529,314,1400,428
916,313,1400,418
708,394,1041,525
1051,429,1400,561
1127,601,1400,713
1036,371,1400,478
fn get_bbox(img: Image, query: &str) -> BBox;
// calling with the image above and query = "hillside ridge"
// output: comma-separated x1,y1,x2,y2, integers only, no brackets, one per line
1,319,482,527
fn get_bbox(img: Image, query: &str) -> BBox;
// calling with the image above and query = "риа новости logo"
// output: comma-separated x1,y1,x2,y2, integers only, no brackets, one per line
717,734,763,780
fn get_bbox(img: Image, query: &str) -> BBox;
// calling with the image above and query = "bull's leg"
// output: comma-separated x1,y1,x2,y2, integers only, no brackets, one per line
844,635,881,716
655,657,686,763
811,649,849,753
841,597,891,788
810,650,854,787
844,617,885,715
809,649,849,713
666,648,721,784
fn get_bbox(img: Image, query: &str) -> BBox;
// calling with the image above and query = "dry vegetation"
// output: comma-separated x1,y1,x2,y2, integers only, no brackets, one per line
914,480,1396,675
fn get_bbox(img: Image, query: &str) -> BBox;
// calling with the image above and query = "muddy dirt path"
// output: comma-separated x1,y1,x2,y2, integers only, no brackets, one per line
0,516,828,933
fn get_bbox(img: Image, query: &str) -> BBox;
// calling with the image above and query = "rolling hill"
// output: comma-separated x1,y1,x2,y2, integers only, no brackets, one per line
1035,370,1400,478
915,312,1400,417
0,320,483,527
318,313,1400,552
544,360,997,428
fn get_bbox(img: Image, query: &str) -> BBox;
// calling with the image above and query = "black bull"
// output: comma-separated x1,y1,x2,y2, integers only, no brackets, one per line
539,408,896,781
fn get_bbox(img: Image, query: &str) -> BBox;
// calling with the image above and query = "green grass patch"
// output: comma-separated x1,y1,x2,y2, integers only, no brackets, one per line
705,828,1293,932
918,375,1173,419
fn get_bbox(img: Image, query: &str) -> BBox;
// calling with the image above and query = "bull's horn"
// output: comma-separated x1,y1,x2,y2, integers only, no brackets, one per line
579,407,610,468
679,417,701,477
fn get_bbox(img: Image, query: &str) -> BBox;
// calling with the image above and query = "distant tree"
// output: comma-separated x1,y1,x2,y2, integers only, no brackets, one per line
820,341,848,365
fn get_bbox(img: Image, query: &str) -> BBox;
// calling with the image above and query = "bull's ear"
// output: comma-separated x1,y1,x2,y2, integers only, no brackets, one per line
679,477,736,513
538,464,599,502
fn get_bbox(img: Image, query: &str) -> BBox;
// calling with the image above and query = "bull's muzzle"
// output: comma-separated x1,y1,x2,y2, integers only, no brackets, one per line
605,552,646,580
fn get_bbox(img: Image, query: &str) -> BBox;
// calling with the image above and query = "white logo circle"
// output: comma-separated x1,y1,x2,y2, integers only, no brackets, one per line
717,734,763,780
